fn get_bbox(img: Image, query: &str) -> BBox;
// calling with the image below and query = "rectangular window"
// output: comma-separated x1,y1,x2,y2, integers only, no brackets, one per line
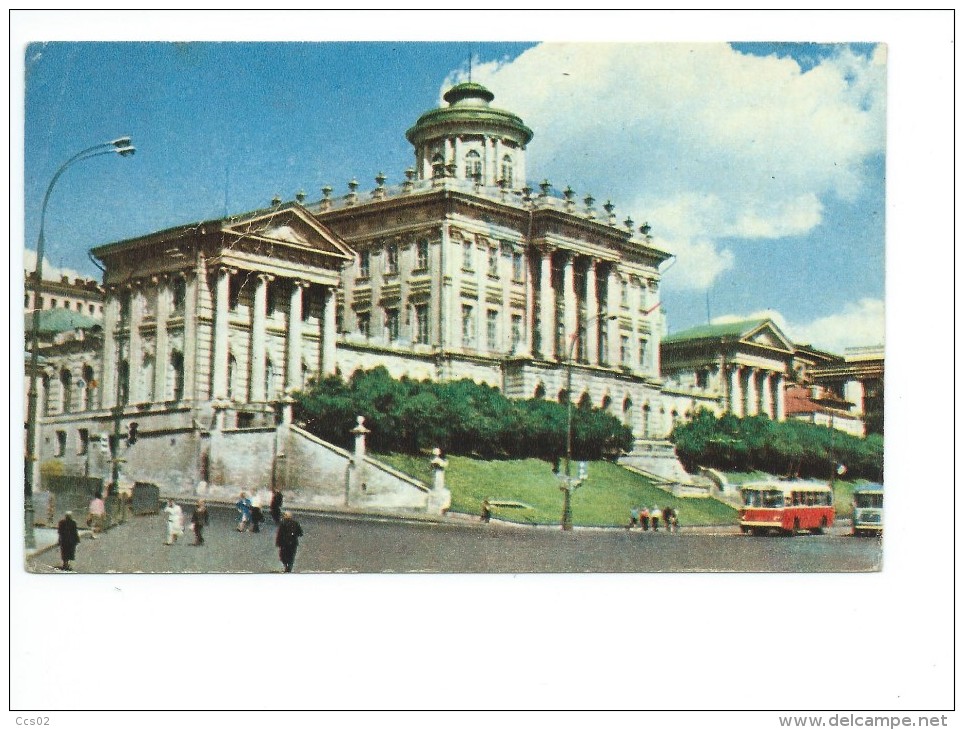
620,335,630,365
487,309,499,350
415,304,429,345
416,239,429,270
359,250,370,278
78,428,89,456
56,430,67,457
488,247,499,278
620,281,629,308
638,338,648,368
301,287,312,322
266,281,277,317
229,276,241,311
461,304,475,346
172,277,186,311
462,241,474,270
386,244,399,275
385,308,399,342
512,252,524,282
357,312,371,338
511,314,522,351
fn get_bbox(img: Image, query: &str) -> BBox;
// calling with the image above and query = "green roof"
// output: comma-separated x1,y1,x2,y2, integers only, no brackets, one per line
662,319,769,345
25,308,100,335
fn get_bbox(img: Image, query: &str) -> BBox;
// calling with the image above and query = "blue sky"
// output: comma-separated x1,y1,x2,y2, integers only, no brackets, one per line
22,39,885,352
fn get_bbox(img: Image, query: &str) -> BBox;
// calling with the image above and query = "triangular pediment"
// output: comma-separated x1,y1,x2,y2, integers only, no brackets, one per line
222,204,354,261
741,320,794,353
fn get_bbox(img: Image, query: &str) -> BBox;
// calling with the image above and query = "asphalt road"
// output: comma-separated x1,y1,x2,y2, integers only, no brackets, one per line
26,503,882,574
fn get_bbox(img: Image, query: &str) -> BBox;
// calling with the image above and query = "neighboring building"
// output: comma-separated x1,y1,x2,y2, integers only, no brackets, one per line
784,384,865,437
24,271,104,318
811,346,885,436
29,80,684,503
660,318,794,424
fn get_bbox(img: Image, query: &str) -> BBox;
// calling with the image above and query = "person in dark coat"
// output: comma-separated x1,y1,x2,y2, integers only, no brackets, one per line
57,511,80,571
269,488,283,526
275,511,304,573
191,500,210,546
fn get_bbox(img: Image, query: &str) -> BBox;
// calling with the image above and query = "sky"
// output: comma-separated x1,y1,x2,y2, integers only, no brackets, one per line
21,23,885,354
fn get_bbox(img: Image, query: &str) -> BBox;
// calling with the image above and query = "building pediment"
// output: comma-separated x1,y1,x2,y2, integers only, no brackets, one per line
222,205,355,262
741,320,794,353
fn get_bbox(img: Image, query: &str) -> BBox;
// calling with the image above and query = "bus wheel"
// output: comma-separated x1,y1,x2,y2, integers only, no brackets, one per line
740,526,750,534
786,518,800,536
812,516,828,535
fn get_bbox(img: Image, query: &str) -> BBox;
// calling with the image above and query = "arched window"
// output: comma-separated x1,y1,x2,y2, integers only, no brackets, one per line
81,365,95,410
141,354,155,403
41,374,52,416
622,397,634,430
578,392,592,409
601,394,612,412
431,152,445,178
642,404,652,438
60,369,72,414
465,149,482,181
500,155,514,187
119,360,130,406
534,383,546,400
265,358,276,401
558,388,570,405
171,350,185,402
227,353,237,401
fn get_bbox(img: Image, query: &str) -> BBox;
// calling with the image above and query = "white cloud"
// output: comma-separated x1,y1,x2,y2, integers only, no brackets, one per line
452,43,885,290
22,248,95,284
712,298,885,352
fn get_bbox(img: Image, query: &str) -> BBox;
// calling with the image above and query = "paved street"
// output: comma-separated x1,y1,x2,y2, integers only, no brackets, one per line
26,503,882,574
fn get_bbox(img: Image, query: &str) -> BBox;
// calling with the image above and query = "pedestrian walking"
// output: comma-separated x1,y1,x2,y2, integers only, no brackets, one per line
629,506,639,529
269,488,283,526
236,492,252,532
276,511,304,573
191,500,210,546
640,506,650,531
480,498,492,523
250,490,264,533
86,492,106,537
651,505,660,532
57,511,80,571
163,499,185,545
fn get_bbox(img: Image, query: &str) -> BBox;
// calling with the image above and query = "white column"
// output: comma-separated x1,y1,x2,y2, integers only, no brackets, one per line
729,366,743,416
476,245,486,352
745,368,758,416
101,289,119,408
606,266,620,368
286,280,304,392
322,285,338,375
775,374,786,421
249,273,270,402
585,259,599,365
453,137,463,178
760,372,773,418
522,250,535,357
182,269,198,402
154,277,170,403
128,284,144,403
494,137,503,183
562,253,577,358
211,267,231,400
539,249,555,360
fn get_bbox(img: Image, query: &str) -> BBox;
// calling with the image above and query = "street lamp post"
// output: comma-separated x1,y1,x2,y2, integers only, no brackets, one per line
24,137,135,548
560,312,617,530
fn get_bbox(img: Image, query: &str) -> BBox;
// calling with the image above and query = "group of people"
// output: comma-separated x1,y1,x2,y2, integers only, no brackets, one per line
234,488,284,533
628,505,680,532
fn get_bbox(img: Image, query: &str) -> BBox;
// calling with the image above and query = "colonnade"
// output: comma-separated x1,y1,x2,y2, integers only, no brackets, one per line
725,365,786,420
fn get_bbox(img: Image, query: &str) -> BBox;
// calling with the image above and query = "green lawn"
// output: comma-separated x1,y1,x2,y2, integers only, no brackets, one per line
376,453,737,527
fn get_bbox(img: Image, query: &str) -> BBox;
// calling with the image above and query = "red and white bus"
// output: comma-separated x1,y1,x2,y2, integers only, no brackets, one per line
739,482,835,536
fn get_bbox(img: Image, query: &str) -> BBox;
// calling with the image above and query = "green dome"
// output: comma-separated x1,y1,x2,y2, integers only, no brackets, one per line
406,82,533,147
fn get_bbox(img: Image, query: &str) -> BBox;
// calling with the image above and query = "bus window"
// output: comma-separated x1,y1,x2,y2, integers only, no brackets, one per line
763,491,783,508
743,490,762,508
856,493,883,509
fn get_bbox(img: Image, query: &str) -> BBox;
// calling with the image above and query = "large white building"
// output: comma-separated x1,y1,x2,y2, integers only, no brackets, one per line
29,80,682,505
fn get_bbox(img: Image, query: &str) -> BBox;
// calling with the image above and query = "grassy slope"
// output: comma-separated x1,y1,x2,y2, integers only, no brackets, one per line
376,453,737,527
